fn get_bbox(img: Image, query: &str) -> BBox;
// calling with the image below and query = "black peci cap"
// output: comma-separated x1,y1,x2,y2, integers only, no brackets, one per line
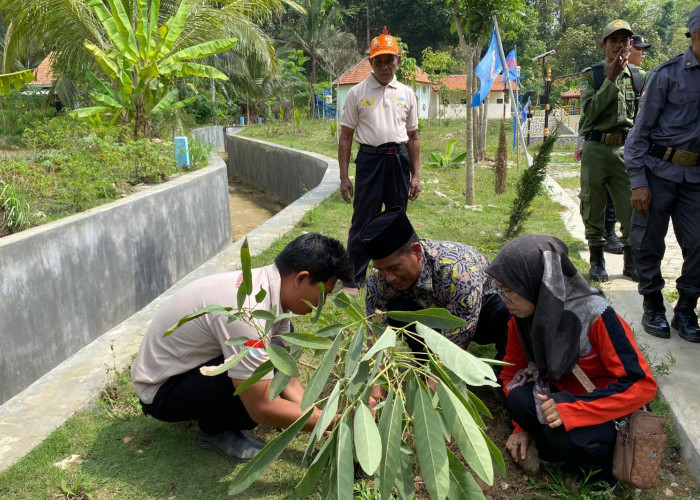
632,35,651,49
359,207,416,259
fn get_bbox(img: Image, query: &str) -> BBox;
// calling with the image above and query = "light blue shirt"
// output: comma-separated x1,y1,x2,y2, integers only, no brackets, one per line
625,47,700,188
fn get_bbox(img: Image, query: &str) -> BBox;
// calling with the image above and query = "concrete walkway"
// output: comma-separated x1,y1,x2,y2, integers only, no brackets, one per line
1,151,698,488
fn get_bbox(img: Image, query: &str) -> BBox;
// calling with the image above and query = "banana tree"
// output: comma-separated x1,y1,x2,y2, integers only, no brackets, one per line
166,239,506,499
0,69,34,95
69,0,237,137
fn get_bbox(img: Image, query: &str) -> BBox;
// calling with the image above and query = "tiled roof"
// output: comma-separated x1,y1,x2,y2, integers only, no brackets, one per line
560,87,581,99
439,74,519,92
30,52,56,86
334,57,431,85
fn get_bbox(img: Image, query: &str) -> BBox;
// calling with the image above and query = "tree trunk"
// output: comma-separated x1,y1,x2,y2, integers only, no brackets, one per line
454,15,475,205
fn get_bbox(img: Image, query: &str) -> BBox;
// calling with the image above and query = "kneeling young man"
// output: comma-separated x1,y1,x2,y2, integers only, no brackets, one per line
360,207,508,360
131,233,353,460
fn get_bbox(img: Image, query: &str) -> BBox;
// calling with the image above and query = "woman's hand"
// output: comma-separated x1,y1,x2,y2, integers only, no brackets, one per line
537,393,563,428
506,432,529,462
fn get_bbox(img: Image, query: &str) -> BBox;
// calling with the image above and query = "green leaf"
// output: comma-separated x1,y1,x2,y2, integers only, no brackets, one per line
395,447,415,500
316,324,345,338
446,139,456,158
161,38,237,65
484,432,507,477
224,336,253,346
313,381,340,441
265,344,299,377
229,408,313,496
251,310,277,322
310,282,326,324
430,360,486,427
413,383,449,500
447,448,485,499
344,327,365,378
332,291,365,321
68,106,115,120
331,416,354,500
353,402,382,475
200,348,250,376
161,0,190,54
268,370,291,401
346,360,370,397
387,308,466,330
452,152,468,164
436,381,493,483
377,390,404,500
296,436,333,496
83,41,120,79
150,88,179,115
416,323,497,386
254,287,267,303
301,331,343,410
162,305,234,337
0,70,34,95
105,0,140,62
233,360,273,395
361,327,396,361
404,376,418,416
279,332,332,349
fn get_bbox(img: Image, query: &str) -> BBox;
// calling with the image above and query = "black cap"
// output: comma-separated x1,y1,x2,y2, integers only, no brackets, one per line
632,35,651,49
360,207,416,259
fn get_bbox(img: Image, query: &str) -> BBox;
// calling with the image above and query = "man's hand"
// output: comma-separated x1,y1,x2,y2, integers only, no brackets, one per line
506,431,529,462
631,186,651,216
409,176,421,201
574,147,582,163
340,176,354,203
537,393,562,428
607,46,630,82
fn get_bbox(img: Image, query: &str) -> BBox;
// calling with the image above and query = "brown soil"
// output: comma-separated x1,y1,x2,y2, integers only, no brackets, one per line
227,174,286,241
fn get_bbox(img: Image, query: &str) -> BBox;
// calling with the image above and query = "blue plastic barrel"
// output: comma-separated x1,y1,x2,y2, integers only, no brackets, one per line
174,136,190,168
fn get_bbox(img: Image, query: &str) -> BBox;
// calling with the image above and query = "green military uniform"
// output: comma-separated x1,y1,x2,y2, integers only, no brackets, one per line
578,63,646,248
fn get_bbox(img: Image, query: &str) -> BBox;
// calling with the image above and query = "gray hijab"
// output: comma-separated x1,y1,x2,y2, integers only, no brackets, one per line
486,235,609,381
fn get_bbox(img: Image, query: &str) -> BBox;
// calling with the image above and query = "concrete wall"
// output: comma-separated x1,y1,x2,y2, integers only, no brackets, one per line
191,126,227,153
0,158,231,405
225,132,329,205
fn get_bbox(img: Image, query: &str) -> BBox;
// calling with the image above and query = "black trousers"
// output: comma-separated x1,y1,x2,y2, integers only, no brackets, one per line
629,169,700,298
387,292,509,362
139,355,257,435
346,143,411,286
506,382,617,469
605,187,617,229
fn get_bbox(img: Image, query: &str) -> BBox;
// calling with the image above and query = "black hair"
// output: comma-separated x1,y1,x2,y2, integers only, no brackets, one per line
395,233,420,256
275,233,353,284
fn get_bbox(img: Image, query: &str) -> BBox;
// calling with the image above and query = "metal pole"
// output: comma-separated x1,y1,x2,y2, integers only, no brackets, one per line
543,66,552,138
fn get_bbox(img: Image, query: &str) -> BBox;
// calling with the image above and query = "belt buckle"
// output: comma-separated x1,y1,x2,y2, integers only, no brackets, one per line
602,133,621,146
385,148,394,154
673,150,698,167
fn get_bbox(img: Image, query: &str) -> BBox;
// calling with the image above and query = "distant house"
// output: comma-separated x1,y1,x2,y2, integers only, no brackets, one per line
437,74,520,119
27,52,57,95
334,58,520,121
559,87,581,115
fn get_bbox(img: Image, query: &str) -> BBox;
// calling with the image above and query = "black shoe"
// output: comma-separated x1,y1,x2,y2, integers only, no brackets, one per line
603,232,624,254
642,310,670,338
589,246,608,282
193,428,265,461
622,246,639,282
671,313,700,343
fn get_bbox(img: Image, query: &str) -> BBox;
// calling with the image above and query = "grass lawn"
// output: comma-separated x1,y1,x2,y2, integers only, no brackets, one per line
0,117,696,499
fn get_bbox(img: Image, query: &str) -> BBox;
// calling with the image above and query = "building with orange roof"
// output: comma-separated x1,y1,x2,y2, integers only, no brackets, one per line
27,52,56,94
437,74,520,119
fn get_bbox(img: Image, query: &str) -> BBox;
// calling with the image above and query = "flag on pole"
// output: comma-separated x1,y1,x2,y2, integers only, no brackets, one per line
521,96,531,122
505,49,518,82
471,27,503,107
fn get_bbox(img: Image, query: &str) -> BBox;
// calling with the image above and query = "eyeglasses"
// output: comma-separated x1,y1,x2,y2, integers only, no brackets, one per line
495,285,516,305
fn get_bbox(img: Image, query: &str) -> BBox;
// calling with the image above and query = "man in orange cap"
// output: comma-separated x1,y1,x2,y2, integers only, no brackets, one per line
338,27,420,294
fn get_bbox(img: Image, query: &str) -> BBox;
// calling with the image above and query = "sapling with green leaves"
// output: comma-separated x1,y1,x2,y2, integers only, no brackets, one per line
167,238,507,499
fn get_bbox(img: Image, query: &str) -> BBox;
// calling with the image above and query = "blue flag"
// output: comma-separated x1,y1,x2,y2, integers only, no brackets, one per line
505,49,518,82
521,96,531,122
471,27,503,107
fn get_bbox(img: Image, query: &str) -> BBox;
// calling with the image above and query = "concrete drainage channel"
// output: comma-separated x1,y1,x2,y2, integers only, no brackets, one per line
0,126,340,472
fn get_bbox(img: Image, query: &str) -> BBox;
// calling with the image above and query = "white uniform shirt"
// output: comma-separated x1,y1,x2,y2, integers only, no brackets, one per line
341,72,418,146
131,264,289,404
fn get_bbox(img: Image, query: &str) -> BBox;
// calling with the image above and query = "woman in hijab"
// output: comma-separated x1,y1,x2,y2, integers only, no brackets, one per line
486,234,657,473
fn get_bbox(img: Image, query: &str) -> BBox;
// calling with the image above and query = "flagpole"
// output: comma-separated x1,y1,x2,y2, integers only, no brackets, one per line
492,15,532,167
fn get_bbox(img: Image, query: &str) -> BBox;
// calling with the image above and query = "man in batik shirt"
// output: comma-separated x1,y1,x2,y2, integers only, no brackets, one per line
360,207,508,360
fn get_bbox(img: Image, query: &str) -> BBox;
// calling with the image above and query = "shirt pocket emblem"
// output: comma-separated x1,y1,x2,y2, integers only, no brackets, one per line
395,96,407,108
361,98,375,109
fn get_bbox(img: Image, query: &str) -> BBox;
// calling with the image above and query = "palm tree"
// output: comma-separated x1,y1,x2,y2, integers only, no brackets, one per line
280,0,353,86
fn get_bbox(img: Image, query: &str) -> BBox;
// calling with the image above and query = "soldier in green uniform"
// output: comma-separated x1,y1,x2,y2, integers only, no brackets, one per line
578,20,644,282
